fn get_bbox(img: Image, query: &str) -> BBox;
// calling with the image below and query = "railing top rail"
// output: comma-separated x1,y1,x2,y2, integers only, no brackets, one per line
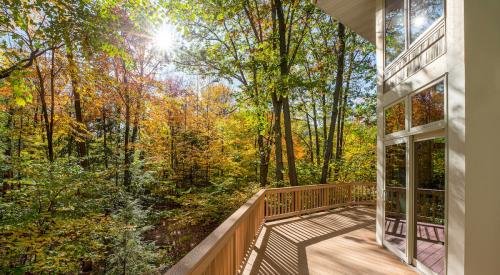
265,182,375,193
166,189,266,275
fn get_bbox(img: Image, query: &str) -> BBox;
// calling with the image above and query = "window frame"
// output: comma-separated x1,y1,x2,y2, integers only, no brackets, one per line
384,0,407,66
383,75,447,142
384,0,446,68
384,98,408,138
409,77,447,134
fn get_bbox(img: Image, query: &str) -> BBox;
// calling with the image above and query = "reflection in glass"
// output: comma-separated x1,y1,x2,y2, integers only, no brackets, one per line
414,138,445,275
410,0,445,43
385,101,406,135
385,143,407,255
385,0,405,65
412,82,444,128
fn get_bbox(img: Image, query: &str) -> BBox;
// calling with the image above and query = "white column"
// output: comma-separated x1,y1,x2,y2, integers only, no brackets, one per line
375,0,385,246
463,1,500,274
446,0,466,274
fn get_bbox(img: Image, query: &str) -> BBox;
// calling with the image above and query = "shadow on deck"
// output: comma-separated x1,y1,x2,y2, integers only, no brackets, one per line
242,206,416,275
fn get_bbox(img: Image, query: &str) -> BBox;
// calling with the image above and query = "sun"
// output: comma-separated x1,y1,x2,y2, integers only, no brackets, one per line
152,23,177,53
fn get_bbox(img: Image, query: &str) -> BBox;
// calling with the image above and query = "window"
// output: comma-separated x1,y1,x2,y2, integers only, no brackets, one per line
385,0,405,65
385,0,445,66
385,101,406,135
410,0,445,43
411,81,444,127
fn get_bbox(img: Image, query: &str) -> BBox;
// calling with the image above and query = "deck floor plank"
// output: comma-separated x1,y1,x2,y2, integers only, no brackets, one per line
242,207,416,275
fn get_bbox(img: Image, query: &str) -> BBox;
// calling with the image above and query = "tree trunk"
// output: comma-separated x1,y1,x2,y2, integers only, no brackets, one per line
130,100,140,161
257,133,269,186
321,90,327,149
49,49,55,160
123,100,131,187
122,60,132,188
275,0,298,186
282,98,298,185
65,40,88,168
2,108,14,193
102,108,109,169
16,115,22,181
34,58,53,162
320,23,346,184
271,94,284,182
305,109,314,164
334,36,356,180
311,90,321,166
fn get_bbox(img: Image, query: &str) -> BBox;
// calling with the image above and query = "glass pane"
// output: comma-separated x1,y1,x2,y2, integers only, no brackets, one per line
385,0,405,65
414,138,445,275
411,82,444,127
385,101,406,135
410,0,445,43
385,143,407,255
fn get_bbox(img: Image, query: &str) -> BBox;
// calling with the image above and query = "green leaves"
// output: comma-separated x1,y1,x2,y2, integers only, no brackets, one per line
4,71,33,107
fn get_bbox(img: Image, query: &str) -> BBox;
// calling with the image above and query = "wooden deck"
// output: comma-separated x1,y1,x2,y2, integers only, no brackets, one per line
242,206,416,275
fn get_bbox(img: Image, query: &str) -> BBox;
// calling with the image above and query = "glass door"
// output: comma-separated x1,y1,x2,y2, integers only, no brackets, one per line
413,137,446,275
384,141,408,259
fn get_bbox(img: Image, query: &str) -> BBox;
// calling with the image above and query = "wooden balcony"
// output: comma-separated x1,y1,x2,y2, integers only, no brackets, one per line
166,183,415,275
242,207,414,275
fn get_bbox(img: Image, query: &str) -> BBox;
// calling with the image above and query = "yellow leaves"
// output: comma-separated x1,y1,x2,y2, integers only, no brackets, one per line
0,213,116,273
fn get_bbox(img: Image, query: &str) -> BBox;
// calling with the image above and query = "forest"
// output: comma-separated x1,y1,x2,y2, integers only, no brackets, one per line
0,0,376,273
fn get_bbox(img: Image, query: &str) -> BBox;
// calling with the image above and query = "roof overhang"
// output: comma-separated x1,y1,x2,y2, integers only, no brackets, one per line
314,0,376,44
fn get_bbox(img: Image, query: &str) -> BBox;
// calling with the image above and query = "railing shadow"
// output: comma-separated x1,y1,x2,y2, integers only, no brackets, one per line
244,206,402,275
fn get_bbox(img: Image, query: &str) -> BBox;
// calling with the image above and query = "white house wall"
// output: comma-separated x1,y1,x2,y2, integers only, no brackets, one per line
464,1,500,274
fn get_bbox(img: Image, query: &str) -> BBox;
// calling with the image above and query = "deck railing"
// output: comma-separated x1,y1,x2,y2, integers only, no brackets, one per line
264,182,376,221
166,182,376,275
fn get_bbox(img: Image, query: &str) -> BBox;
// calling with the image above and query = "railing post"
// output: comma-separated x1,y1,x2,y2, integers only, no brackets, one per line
348,184,353,204
297,190,301,216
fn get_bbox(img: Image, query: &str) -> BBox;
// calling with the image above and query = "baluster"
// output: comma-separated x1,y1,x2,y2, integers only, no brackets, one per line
307,190,310,210
276,193,279,216
326,187,330,207
306,190,308,210
294,191,298,212
285,192,288,214
323,188,327,207
309,190,314,209
351,185,354,203
316,189,319,208
265,194,268,217
279,192,282,215
272,193,275,217
334,186,337,204
310,189,313,209
314,189,317,208
297,190,300,212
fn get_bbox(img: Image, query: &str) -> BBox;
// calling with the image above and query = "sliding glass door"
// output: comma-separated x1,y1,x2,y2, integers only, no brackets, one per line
384,141,408,258
383,79,447,273
413,137,446,275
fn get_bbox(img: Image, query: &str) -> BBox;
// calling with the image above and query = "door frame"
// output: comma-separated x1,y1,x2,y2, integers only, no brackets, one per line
381,75,448,273
410,130,447,275
382,137,410,262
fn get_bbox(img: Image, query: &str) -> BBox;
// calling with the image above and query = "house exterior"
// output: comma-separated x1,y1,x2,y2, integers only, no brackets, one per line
315,0,500,274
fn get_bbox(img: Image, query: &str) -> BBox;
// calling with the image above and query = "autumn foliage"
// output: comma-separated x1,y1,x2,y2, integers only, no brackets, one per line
0,0,377,273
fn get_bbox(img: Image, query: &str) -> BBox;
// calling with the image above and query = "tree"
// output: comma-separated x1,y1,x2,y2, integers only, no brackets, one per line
320,23,346,184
